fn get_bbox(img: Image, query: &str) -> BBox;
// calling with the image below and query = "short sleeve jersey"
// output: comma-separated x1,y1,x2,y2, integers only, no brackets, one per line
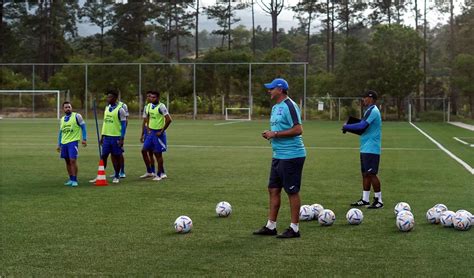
360,105,382,154
270,97,306,159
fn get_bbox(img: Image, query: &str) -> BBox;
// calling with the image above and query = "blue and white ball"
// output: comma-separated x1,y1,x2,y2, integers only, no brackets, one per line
346,208,363,225
318,209,336,226
455,210,473,223
434,203,448,212
440,210,456,227
453,211,472,231
426,207,442,224
396,211,415,232
394,202,411,216
299,205,314,221
174,215,193,233
216,201,232,217
310,203,324,220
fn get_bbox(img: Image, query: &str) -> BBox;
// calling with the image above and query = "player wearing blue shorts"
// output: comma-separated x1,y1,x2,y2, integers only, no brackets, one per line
57,102,87,187
97,89,127,184
253,78,306,239
143,90,172,181
139,91,156,178
109,100,129,179
343,90,383,209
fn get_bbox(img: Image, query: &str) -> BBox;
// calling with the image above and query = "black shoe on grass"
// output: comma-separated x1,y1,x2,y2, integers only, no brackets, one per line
367,197,384,209
350,198,370,207
276,227,300,239
253,226,277,236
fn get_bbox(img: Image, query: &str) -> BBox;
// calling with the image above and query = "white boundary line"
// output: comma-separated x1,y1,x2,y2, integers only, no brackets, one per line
410,122,474,175
453,137,474,147
0,142,439,151
214,121,244,126
448,121,474,131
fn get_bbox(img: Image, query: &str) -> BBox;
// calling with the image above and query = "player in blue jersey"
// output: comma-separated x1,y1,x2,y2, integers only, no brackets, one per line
253,78,306,239
342,90,383,209
57,102,87,187
139,91,156,178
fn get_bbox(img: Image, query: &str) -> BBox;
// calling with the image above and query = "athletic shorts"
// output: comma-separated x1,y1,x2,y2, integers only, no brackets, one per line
143,129,167,153
360,153,380,175
268,157,305,194
102,136,123,156
60,141,79,159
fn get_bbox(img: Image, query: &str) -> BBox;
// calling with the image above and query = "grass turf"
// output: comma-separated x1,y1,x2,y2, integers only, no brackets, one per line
0,119,473,276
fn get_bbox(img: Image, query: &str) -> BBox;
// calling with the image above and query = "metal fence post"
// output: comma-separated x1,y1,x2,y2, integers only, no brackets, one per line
32,65,35,118
249,63,252,116
85,64,88,120
138,64,142,118
338,98,341,121
193,63,197,120
303,64,307,121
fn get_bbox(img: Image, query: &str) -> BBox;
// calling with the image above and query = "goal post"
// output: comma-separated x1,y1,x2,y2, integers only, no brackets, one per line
225,108,251,121
0,90,63,119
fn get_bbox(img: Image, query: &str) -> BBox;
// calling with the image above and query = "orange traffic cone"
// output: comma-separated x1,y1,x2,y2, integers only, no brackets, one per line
95,159,108,186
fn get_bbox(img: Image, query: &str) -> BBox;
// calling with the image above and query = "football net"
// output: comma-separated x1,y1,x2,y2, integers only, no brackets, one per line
0,90,64,119
225,108,251,121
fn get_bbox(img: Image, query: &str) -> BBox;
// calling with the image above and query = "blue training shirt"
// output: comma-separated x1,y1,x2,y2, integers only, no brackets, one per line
360,105,382,154
270,97,306,159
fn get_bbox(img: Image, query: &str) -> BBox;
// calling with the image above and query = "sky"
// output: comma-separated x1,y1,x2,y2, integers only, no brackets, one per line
77,0,467,37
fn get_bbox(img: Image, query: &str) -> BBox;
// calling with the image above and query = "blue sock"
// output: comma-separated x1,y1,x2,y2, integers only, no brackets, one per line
115,173,120,179
71,176,77,182
151,165,156,173
146,166,152,173
120,165,125,174
69,175,73,181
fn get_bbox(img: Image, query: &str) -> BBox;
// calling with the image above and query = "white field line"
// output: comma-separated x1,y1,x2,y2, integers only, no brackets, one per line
0,142,439,151
448,121,474,131
410,122,474,175
453,137,474,147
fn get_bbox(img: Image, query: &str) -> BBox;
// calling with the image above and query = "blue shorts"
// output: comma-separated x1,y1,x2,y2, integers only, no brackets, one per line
143,129,167,153
268,157,305,194
360,153,380,175
102,136,123,156
60,141,79,159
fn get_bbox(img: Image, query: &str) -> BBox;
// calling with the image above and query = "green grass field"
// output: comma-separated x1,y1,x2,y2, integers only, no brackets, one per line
1,119,473,276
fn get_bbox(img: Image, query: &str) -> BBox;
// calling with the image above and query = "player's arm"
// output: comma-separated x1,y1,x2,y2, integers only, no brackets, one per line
140,106,148,143
263,124,302,139
76,114,87,147
57,130,62,152
157,105,172,136
118,108,127,147
162,114,172,132
343,120,369,132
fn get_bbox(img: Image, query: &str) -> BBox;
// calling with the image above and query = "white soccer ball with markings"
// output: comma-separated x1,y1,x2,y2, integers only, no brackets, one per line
396,211,415,232
310,204,324,220
299,205,314,221
215,201,232,217
434,203,448,212
394,202,411,216
174,216,193,233
426,207,442,224
318,209,336,226
455,210,473,223
346,208,363,225
439,210,456,227
453,211,472,231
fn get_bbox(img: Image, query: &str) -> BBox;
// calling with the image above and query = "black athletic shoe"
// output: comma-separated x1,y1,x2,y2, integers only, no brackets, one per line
350,198,370,207
367,197,384,209
253,226,277,236
276,227,300,239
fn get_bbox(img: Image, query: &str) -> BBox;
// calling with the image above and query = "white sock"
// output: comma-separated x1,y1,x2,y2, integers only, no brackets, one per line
290,223,299,232
266,219,277,230
375,192,383,203
362,191,370,202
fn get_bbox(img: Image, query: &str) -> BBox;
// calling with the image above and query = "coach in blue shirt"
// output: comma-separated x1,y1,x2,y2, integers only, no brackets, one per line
343,90,383,209
253,78,306,239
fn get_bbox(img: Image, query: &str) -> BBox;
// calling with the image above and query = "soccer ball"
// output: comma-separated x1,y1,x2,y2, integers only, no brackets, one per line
455,210,473,223
396,211,415,232
346,208,363,225
174,216,193,233
439,210,456,227
434,203,448,212
394,202,411,216
310,203,324,220
453,211,471,231
426,207,442,224
398,210,414,218
299,205,314,221
215,201,232,217
318,209,336,226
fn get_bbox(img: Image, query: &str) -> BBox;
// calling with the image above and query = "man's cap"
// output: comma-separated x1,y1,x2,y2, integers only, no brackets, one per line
362,90,377,100
264,78,289,90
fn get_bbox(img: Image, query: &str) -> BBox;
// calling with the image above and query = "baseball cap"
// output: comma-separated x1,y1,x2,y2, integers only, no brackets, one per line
264,78,289,90
362,90,377,100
